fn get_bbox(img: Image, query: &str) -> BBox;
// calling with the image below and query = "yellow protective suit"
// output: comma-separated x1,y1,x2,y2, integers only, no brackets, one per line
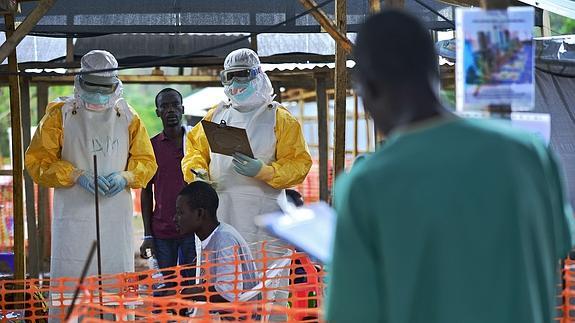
25,101,156,189
182,102,311,243
182,105,311,188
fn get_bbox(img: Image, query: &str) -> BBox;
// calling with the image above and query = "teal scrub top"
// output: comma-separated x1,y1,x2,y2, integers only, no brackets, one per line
326,117,574,323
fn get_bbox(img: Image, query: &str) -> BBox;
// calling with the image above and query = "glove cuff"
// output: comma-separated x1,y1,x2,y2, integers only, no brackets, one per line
119,171,134,187
71,169,85,183
254,164,274,182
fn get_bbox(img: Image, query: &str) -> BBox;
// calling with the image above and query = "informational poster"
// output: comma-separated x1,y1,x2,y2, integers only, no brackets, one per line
456,7,534,111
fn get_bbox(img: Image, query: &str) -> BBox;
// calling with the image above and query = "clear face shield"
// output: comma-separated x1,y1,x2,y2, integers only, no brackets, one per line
77,74,120,107
78,75,119,95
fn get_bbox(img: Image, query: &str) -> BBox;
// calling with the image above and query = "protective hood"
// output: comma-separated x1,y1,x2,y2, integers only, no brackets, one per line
222,48,274,111
224,73,273,111
74,75,125,111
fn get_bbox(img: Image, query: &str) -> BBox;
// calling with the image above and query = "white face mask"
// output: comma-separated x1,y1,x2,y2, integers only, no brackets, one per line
224,74,273,111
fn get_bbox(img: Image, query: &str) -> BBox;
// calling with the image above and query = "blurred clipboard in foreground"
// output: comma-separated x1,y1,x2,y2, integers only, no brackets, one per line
256,202,335,264
201,120,254,158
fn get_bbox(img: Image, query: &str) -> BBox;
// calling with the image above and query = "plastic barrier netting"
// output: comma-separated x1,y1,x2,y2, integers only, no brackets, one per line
0,242,324,322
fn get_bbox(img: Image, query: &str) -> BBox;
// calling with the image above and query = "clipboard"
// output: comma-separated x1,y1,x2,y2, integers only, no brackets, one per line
255,202,336,264
201,120,254,158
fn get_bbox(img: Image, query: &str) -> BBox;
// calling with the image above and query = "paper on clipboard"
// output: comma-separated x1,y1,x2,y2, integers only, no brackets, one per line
255,202,336,264
201,120,254,158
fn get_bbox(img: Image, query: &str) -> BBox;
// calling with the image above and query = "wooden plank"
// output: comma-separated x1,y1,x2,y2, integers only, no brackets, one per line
36,82,49,275
315,75,329,202
0,169,12,176
21,77,40,278
21,74,316,88
0,54,337,72
438,0,480,6
353,92,359,156
30,74,220,84
0,0,57,63
4,13,26,281
250,34,258,52
542,10,552,37
298,0,353,54
369,0,385,145
385,0,405,8
333,0,348,176
369,0,381,13
66,38,74,63
481,0,510,9
272,82,282,103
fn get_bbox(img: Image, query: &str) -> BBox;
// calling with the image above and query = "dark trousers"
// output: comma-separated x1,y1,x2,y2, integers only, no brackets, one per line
153,236,196,297
154,236,196,268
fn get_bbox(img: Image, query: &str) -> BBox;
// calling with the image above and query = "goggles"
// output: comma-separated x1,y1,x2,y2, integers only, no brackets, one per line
220,66,261,86
78,75,118,95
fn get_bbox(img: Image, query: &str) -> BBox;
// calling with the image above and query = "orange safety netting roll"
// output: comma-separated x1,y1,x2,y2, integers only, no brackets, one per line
0,242,324,322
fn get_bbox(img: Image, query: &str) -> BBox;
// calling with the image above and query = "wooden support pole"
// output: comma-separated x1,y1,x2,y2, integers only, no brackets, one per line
353,92,359,156
333,0,348,176
272,82,282,103
480,0,509,9
542,10,552,37
369,0,381,13
0,0,57,64
4,13,26,280
369,0,385,145
66,38,74,63
298,0,353,54
36,82,49,275
21,78,39,278
315,75,329,202
250,34,258,52
385,0,405,9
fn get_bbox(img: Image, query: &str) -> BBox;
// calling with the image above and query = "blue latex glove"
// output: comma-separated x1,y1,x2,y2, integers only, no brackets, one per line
105,172,128,197
76,173,110,195
232,153,263,177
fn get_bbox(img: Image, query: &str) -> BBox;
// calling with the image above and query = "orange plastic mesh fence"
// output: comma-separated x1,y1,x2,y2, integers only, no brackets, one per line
0,242,324,322
561,258,575,322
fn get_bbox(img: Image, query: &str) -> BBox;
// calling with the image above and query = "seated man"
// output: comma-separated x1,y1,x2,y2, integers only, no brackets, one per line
175,181,258,303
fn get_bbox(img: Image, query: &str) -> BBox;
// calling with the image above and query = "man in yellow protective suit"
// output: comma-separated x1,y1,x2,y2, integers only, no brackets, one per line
25,50,157,282
182,48,312,243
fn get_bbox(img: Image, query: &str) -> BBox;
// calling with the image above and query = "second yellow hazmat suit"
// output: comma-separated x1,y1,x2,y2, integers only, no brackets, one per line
182,48,312,243
25,50,156,284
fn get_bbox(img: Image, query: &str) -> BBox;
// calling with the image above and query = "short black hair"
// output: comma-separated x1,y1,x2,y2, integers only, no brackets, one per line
155,88,183,108
178,182,219,217
354,10,438,86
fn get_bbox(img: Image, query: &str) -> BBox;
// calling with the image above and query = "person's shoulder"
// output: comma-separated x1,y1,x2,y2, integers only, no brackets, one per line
45,99,69,115
274,103,300,126
150,132,163,145
458,118,546,151
275,103,294,117
203,103,225,122
213,224,244,246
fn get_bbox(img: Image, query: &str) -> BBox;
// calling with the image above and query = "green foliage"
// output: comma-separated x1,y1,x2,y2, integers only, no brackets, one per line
440,89,456,110
550,12,575,35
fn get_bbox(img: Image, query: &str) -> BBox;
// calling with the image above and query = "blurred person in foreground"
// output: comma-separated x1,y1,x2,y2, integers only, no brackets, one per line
327,10,574,323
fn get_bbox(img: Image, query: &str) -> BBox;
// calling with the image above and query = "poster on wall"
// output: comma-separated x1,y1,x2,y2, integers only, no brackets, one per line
456,7,534,111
